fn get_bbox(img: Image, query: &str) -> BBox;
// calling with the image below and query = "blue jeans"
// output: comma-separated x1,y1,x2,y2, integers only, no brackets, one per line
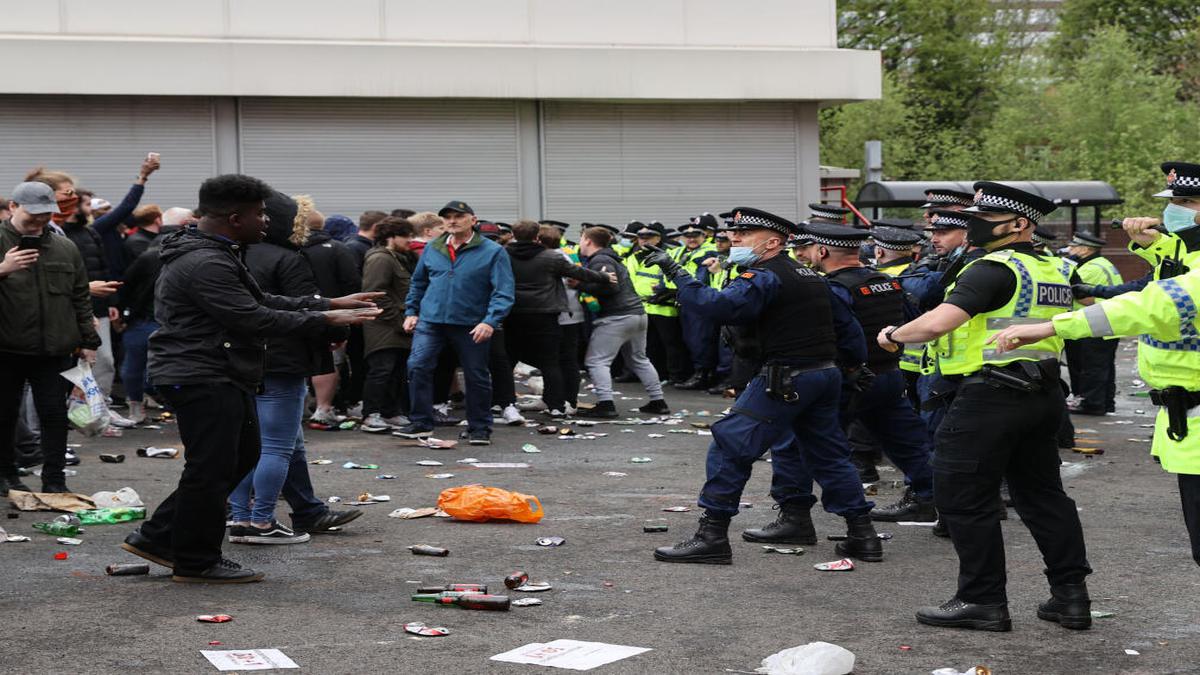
698,368,871,519
120,319,158,401
407,322,492,433
229,375,307,524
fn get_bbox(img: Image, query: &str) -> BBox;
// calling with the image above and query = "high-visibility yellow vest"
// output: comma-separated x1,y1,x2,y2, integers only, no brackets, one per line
1054,271,1200,473
673,243,718,278
877,260,912,276
1129,233,1200,281
625,252,678,317
930,249,1073,376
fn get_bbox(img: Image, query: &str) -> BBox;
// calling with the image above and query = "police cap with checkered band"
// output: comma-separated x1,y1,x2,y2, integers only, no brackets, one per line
964,181,1056,224
924,208,971,231
724,207,798,238
1155,162,1200,198
803,222,870,249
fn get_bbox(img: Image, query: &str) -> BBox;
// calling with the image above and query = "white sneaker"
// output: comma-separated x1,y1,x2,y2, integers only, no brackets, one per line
434,402,452,416
309,408,343,427
143,394,163,409
126,401,147,425
502,405,526,426
361,413,391,433
345,402,363,419
383,415,410,429
546,409,566,418
516,398,548,412
107,410,138,429
563,403,578,416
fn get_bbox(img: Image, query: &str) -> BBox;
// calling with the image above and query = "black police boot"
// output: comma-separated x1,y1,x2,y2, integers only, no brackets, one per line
916,597,1012,632
835,514,883,562
674,369,712,391
851,452,880,483
2,472,31,493
706,382,731,396
1037,583,1092,630
741,503,817,545
932,519,950,538
576,400,619,419
870,487,937,522
638,399,670,415
653,514,732,565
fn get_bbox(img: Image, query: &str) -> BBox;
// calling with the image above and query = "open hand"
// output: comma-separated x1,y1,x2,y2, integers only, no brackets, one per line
986,323,1056,354
469,322,494,343
329,291,384,309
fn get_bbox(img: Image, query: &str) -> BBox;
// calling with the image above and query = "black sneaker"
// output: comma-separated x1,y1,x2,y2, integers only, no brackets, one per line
460,429,491,446
41,480,70,494
3,474,32,493
292,509,363,534
433,410,463,427
638,399,670,415
393,424,434,439
228,520,312,545
121,530,175,567
172,557,265,584
64,449,81,466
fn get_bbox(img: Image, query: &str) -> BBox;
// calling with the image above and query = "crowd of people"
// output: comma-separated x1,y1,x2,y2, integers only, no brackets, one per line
1,157,1197,627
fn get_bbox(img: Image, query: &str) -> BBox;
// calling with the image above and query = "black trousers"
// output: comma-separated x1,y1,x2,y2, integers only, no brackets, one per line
138,384,261,573
1073,337,1118,412
646,314,690,383
1180,473,1200,567
363,348,409,418
558,323,582,407
340,326,367,407
0,352,71,484
489,325,516,407
934,376,1091,604
505,313,564,410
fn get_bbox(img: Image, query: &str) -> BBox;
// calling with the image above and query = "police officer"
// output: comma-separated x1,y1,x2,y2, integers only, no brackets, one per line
644,207,882,565
1117,162,1200,280
540,219,576,249
799,223,937,522
878,182,1091,632
702,227,744,395
873,226,924,276
625,221,691,385
991,270,1200,568
672,218,720,390
1060,232,1123,415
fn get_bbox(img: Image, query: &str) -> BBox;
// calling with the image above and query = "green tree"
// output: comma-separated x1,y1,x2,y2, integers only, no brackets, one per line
984,26,1200,214
1051,0,1200,99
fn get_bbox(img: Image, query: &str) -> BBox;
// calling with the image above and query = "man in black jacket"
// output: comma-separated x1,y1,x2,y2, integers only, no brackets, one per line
120,174,379,584
504,220,613,416
0,182,101,494
575,227,669,418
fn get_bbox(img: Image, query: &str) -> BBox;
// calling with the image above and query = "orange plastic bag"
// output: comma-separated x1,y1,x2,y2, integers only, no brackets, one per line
436,485,544,523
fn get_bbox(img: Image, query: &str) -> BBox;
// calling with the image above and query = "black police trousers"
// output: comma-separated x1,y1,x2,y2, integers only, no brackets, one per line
933,376,1091,604
1180,474,1200,566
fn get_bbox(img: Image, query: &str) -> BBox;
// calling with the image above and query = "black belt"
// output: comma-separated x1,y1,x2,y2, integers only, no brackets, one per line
958,360,1058,393
758,361,836,378
1150,387,1200,442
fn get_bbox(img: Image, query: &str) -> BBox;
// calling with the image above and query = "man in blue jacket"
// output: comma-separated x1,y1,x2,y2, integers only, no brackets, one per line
398,200,514,445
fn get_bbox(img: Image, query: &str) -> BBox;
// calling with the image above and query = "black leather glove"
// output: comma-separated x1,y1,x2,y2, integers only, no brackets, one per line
843,365,876,393
1071,283,1097,299
640,245,682,278
647,287,677,306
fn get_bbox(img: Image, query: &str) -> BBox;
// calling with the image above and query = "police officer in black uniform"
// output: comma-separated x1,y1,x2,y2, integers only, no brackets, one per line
802,223,936,522
641,208,882,565
878,183,1092,632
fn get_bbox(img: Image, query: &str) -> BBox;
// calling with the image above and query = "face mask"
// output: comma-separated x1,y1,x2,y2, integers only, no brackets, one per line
1162,203,1199,233
728,244,763,266
51,195,80,224
966,216,1016,248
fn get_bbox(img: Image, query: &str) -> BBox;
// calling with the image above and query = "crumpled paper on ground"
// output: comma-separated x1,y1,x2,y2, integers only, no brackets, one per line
8,490,97,512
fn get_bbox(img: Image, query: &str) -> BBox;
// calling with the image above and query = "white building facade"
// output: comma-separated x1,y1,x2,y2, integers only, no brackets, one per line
0,0,880,226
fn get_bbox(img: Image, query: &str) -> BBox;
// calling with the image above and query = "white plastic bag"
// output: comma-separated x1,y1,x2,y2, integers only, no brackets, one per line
90,487,144,508
61,360,110,436
757,642,855,675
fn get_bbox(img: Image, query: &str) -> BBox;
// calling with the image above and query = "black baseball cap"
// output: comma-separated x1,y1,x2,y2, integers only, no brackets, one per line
438,200,474,217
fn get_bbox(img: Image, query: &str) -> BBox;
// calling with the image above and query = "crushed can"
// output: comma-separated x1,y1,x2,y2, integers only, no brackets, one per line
504,571,529,590
106,563,150,576
409,544,450,557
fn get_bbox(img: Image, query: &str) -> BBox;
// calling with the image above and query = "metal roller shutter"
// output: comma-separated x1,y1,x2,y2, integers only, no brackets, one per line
238,98,522,220
542,102,803,226
0,95,216,209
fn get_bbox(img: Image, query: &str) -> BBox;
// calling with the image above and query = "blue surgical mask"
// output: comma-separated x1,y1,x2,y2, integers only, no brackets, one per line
1162,203,1199,232
727,245,761,266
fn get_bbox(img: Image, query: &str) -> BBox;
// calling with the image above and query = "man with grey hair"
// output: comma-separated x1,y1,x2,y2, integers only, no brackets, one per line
162,207,197,227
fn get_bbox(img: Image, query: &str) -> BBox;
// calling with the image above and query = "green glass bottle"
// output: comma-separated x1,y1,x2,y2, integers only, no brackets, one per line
76,507,147,525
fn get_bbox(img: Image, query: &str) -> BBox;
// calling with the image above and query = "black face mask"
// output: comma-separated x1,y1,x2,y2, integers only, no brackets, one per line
966,215,1018,248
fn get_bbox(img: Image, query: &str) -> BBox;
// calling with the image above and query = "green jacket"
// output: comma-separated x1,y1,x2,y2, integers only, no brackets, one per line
361,246,413,356
0,221,100,356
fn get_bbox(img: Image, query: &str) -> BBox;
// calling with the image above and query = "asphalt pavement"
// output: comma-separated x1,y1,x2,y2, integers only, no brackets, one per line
2,341,1198,674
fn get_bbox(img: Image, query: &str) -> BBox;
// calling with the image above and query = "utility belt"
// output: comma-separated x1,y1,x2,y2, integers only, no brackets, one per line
1149,387,1200,442
760,361,836,402
958,359,1059,394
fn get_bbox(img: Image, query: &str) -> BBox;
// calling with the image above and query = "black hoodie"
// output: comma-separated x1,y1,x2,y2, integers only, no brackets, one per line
148,227,330,391
505,240,611,314
244,191,345,376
